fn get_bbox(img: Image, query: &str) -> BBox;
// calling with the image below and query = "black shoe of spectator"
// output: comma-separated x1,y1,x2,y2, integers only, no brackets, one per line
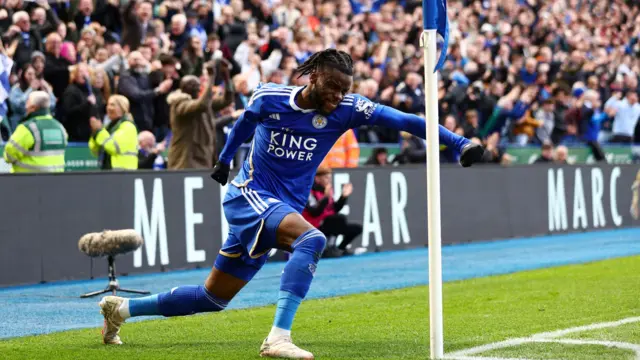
460,143,491,167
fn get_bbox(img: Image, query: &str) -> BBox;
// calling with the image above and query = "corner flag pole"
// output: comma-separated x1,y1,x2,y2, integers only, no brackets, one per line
421,0,449,358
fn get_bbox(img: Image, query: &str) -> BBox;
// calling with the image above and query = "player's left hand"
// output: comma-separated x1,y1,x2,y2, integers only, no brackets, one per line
211,161,230,185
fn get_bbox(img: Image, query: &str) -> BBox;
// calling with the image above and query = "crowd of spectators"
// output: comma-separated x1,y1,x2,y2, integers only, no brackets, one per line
1,0,640,169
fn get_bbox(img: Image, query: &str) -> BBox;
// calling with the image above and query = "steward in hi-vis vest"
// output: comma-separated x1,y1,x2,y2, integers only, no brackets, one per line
3,91,67,173
89,95,138,170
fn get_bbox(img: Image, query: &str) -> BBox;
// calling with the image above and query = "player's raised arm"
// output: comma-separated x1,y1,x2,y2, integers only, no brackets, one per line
217,109,259,164
211,94,262,184
377,105,469,149
350,95,488,167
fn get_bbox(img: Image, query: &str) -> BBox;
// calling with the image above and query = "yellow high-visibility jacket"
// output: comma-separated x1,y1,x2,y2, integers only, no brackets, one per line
3,110,67,173
89,116,138,170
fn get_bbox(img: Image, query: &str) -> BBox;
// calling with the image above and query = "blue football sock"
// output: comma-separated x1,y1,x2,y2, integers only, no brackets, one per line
438,124,470,153
154,285,228,317
280,229,326,299
272,229,325,334
128,294,160,317
273,291,302,331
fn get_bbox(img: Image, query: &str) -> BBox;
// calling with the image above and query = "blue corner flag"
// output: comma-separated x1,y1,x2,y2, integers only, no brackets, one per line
422,0,449,72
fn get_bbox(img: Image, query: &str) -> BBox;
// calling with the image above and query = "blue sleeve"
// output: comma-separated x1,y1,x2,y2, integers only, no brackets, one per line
348,94,384,128
218,95,262,165
373,105,426,139
348,94,424,137
349,0,362,14
505,100,529,119
364,103,470,152
371,0,386,12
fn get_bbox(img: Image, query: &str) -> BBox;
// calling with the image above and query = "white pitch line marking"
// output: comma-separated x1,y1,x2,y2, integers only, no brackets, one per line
444,339,532,358
532,338,640,354
530,316,640,339
445,316,640,359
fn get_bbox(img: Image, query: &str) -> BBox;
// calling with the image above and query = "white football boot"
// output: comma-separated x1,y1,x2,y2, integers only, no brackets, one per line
99,296,126,345
260,336,314,359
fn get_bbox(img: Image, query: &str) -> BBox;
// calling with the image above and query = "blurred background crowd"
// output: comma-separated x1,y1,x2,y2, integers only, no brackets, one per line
1,0,640,170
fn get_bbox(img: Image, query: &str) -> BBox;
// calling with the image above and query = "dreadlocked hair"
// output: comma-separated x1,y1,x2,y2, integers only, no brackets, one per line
295,49,353,78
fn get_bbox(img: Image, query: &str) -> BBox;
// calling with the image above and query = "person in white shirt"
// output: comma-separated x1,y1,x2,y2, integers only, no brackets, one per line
604,90,640,143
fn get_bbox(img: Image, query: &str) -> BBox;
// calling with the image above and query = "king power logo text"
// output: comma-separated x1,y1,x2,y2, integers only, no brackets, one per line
267,131,317,161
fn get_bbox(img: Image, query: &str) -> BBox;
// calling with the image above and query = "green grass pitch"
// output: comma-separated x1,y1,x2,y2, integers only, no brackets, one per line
1,255,639,359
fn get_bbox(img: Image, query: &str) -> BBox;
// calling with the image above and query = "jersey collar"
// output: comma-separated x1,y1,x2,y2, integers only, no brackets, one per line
289,86,315,113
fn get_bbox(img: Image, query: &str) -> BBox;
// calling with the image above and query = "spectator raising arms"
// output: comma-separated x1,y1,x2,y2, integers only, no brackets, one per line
121,0,155,52
148,54,180,141
4,11,42,70
167,60,234,170
117,51,173,132
2,0,640,167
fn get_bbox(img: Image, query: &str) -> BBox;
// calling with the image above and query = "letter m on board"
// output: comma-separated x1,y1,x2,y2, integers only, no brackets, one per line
548,169,568,231
133,178,170,267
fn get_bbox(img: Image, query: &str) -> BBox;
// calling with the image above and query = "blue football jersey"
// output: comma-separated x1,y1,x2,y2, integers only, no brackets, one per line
224,83,383,212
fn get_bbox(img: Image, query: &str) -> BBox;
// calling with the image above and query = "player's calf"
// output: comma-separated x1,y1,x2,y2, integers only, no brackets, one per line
279,228,326,301
99,286,226,346
114,285,228,319
262,228,325,358
157,285,228,316
102,287,227,327
99,286,228,344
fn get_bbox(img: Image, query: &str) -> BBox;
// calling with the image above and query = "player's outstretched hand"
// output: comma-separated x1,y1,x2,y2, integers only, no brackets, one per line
459,143,492,167
211,161,230,185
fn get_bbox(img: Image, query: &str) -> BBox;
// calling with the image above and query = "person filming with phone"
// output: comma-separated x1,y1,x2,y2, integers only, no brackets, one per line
302,166,363,258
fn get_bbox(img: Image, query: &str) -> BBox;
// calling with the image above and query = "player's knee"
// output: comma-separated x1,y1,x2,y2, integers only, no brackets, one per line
197,285,228,312
292,229,326,259
214,253,264,282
